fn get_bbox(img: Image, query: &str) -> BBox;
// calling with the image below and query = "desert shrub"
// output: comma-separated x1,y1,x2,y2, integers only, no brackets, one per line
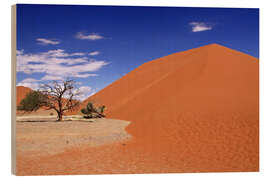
81,102,105,118
97,105,105,114
17,91,48,112
81,102,94,118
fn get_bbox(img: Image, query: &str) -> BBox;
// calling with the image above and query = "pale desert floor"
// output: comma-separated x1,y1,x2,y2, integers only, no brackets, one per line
16,116,132,175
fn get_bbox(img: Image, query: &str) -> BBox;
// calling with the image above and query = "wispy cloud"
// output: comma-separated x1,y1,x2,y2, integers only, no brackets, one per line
41,75,65,81
89,51,100,56
36,38,60,45
42,49,85,58
189,22,212,32
76,32,104,40
76,86,96,100
16,49,109,81
17,78,41,90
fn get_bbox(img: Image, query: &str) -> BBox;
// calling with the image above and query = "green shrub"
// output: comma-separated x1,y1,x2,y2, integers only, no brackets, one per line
81,102,105,118
17,91,48,112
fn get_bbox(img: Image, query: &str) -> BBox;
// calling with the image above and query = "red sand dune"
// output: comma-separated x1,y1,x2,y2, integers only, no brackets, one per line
81,43,259,172
16,86,32,106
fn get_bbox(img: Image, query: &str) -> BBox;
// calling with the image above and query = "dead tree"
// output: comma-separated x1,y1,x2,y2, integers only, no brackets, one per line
38,80,81,121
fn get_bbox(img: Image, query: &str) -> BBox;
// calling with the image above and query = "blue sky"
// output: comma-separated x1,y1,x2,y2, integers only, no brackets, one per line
16,4,259,100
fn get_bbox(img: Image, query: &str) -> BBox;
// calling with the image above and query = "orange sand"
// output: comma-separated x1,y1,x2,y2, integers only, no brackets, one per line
16,44,259,175
16,86,32,106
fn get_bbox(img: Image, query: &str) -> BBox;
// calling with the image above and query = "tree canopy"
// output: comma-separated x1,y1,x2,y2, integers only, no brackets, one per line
17,91,48,112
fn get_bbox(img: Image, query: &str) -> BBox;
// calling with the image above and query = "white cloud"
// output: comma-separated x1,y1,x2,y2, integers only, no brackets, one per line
17,78,41,90
189,22,212,32
16,50,24,55
36,38,60,45
76,32,104,40
41,75,64,81
73,73,98,78
16,49,109,81
70,52,85,56
41,49,85,58
76,86,95,100
89,51,100,56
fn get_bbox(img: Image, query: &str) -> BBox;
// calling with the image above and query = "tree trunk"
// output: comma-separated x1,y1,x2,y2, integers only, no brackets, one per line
57,112,63,121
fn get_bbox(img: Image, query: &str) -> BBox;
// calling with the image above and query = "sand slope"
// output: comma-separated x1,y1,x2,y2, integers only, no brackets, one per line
16,86,32,106
81,43,259,172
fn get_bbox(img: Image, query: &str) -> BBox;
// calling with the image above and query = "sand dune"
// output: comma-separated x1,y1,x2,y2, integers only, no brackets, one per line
82,43,259,172
16,86,32,106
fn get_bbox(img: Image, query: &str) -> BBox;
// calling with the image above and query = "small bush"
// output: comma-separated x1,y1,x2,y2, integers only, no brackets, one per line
17,91,48,112
81,102,106,118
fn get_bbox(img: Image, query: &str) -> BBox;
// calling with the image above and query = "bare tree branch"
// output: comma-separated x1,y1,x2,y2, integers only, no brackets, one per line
38,79,81,121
